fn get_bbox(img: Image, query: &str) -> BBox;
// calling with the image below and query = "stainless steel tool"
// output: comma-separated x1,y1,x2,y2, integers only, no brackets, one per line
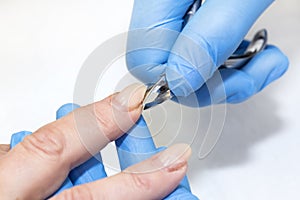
143,0,268,110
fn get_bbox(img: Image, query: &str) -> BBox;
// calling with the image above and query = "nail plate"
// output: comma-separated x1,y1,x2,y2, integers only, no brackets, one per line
113,83,147,111
157,144,191,169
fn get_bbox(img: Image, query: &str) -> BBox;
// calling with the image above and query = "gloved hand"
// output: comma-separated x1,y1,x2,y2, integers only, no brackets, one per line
116,116,198,199
127,0,289,106
8,84,197,199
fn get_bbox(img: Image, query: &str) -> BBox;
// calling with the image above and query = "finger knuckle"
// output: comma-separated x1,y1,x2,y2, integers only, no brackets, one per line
21,124,66,161
95,109,114,134
93,102,117,136
128,172,152,192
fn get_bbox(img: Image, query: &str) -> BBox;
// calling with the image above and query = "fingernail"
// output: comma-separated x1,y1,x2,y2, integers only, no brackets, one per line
156,143,192,172
113,83,147,111
124,144,191,174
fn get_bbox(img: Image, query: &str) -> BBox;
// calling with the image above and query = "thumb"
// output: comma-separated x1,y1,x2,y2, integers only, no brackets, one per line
51,144,192,200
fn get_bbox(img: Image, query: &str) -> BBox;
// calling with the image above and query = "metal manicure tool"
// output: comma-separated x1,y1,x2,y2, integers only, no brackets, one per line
143,74,173,110
223,29,268,68
143,0,268,110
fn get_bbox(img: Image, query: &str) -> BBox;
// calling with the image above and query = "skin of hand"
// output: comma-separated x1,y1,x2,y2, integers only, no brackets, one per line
0,83,192,200
127,0,289,106
9,104,197,198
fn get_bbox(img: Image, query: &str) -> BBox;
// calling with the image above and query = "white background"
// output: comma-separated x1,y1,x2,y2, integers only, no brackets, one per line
0,0,300,199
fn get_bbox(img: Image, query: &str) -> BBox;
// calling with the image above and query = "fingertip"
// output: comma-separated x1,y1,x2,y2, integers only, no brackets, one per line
125,143,191,174
153,145,193,193
190,68,256,105
123,144,191,199
260,46,289,89
112,83,147,112
215,45,289,104
223,69,256,104
241,45,289,91
226,72,256,103
62,144,192,200
165,65,205,97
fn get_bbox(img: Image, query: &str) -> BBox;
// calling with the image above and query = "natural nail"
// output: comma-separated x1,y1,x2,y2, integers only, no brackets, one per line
112,83,147,111
157,144,191,170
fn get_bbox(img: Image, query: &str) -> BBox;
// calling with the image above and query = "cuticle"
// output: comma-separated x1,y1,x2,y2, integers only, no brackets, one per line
166,161,187,173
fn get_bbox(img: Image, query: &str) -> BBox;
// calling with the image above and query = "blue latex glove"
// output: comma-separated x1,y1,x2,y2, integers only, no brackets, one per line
127,0,289,106
10,104,196,198
116,116,198,199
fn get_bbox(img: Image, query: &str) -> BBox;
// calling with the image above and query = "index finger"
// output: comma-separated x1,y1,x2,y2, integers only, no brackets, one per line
0,83,146,199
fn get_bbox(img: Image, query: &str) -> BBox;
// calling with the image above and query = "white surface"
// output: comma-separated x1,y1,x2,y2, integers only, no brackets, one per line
0,0,300,199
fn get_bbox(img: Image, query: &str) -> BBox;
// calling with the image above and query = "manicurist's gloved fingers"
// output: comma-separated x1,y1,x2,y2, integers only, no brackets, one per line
51,144,191,200
129,0,193,30
240,45,289,93
56,103,108,185
116,116,157,169
178,45,289,106
128,0,283,101
116,117,198,199
0,83,147,199
164,185,199,200
166,0,275,96
69,154,107,186
127,0,194,83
